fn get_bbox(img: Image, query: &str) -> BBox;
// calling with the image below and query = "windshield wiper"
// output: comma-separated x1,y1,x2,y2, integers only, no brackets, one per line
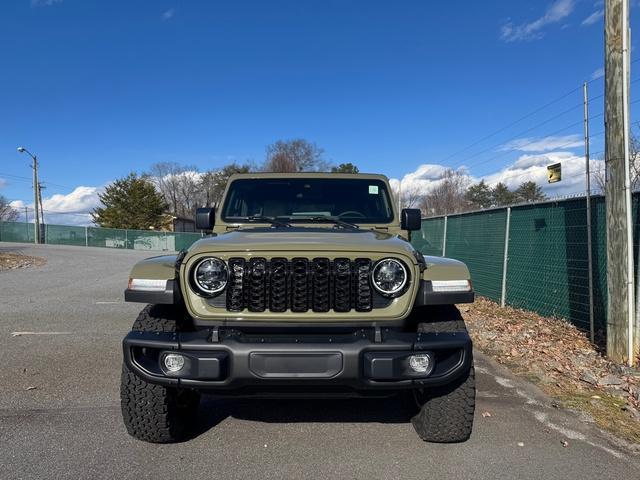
306,216,360,230
244,215,291,228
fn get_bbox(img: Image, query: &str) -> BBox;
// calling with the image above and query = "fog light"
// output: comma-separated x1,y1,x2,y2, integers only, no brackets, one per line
163,353,185,373
409,354,433,373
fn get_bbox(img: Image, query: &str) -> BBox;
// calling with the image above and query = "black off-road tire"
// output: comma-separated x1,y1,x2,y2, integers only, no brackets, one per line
121,304,200,443
410,305,475,443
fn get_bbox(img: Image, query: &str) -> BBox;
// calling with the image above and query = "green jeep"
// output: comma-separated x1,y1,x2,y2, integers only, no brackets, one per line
121,173,475,443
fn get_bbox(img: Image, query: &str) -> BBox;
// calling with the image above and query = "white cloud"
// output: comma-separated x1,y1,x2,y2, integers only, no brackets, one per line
391,150,600,202
590,67,604,80
500,134,583,152
10,185,102,226
500,0,575,42
162,8,175,20
484,151,596,196
582,9,604,26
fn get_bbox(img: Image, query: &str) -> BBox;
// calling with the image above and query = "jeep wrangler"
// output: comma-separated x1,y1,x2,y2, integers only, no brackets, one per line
121,172,475,443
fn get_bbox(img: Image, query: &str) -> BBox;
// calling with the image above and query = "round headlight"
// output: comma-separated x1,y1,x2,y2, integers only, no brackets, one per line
192,257,228,295
371,258,408,296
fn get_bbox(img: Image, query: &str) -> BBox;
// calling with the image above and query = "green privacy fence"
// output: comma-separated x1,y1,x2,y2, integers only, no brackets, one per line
0,221,203,252
411,193,629,333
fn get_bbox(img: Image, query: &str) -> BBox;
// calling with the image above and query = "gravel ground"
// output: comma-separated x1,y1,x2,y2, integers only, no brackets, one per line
1,242,639,480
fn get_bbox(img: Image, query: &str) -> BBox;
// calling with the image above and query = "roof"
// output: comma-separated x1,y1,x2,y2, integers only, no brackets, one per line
227,172,390,181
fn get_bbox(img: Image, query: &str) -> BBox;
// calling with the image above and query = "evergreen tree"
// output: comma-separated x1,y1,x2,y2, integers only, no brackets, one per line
92,173,168,229
331,163,360,174
515,181,546,203
465,180,493,209
492,182,516,206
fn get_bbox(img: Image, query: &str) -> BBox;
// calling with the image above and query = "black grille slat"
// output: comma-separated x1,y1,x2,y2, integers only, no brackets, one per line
312,258,331,312
269,258,288,312
247,258,267,312
223,257,379,313
290,258,310,312
226,258,246,312
354,258,373,312
333,258,352,312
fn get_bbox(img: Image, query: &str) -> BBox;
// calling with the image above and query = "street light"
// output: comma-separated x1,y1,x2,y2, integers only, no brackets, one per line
17,146,40,244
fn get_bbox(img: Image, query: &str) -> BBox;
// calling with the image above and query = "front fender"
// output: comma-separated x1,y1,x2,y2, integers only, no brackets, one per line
124,254,179,304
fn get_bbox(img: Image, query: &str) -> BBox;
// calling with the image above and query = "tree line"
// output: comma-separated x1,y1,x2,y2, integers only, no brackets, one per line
92,139,360,229
399,169,547,217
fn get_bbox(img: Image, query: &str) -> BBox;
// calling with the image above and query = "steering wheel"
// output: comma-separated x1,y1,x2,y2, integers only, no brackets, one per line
338,210,366,218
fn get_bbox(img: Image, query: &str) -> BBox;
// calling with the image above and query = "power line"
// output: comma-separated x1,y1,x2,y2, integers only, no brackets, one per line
427,69,639,175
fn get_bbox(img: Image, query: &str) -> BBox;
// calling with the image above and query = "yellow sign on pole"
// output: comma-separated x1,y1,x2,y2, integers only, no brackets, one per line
547,163,561,183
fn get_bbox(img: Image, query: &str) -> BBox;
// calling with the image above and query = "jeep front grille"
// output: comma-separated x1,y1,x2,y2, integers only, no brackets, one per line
224,257,375,313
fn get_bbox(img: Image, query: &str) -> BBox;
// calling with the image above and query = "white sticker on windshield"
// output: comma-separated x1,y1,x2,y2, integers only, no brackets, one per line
369,185,379,194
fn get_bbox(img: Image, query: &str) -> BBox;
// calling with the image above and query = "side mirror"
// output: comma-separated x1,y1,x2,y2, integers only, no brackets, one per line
196,207,215,230
401,208,421,231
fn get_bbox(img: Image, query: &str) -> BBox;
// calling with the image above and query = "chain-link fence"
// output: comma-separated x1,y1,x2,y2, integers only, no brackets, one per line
0,221,203,252
411,193,630,333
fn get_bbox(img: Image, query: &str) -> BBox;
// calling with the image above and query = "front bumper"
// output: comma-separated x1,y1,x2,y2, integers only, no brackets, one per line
123,328,472,394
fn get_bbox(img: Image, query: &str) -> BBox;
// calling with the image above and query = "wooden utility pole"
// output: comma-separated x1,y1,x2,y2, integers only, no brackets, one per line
605,0,635,365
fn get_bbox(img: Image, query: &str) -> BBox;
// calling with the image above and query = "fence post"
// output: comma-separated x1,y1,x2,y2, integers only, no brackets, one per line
125,229,128,249
85,226,88,247
500,207,511,308
164,232,168,251
442,215,448,257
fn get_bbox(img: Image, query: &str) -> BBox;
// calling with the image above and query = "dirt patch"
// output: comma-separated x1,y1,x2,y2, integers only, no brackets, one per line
0,253,46,271
461,297,640,445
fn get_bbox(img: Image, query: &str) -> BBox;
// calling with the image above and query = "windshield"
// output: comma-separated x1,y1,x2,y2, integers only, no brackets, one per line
221,178,394,224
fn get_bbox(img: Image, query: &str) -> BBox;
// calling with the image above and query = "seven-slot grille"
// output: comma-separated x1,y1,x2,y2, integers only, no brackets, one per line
224,257,374,313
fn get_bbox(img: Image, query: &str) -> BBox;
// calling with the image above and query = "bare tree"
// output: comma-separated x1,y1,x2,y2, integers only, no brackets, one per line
148,162,202,218
421,169,470,217
263,139,328,172
199,163,252,208
593,132,640,193
0,194,19,221
397,183,425,210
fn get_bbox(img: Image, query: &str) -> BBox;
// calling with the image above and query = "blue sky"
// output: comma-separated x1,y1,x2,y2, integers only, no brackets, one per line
0,0,637,224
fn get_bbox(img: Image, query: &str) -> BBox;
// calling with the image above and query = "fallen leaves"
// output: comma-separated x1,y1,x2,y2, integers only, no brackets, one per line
0,253,46,271
461,297,640,444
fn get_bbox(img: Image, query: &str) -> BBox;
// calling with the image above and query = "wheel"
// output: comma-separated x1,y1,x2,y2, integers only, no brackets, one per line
120,304,201,443
410,306,475,443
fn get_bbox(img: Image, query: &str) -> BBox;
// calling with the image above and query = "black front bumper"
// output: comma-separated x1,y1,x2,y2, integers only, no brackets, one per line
122,328,472,395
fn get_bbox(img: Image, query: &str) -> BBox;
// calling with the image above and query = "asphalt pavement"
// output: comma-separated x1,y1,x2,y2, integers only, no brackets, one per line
1,242,639,480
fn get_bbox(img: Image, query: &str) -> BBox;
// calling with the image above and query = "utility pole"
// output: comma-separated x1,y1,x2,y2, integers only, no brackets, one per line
605,0,635,365
584,82,595,344
38,182,45,244
32,156,40,244
18,147,41,245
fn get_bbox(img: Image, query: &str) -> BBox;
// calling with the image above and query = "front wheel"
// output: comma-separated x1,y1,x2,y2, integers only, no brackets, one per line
120,304,201,443
409,306,476,442
410,365,476,442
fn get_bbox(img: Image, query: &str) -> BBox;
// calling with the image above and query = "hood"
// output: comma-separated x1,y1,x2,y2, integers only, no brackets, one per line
186,227,418,260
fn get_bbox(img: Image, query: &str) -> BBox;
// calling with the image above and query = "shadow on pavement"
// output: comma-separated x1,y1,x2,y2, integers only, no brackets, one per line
189,395,413,438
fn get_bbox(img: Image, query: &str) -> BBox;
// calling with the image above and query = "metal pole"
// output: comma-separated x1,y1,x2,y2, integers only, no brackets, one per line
501,207,511,308
442,215,448,257
584,82,596,343
32,156,40,244
85,226,88,247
